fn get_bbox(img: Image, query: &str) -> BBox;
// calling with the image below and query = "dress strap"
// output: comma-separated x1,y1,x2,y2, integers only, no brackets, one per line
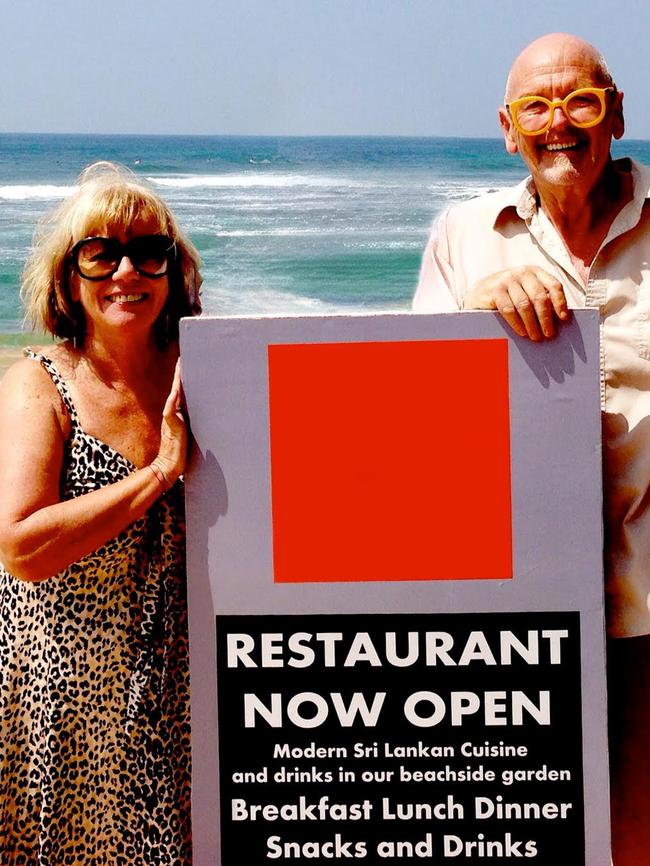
23,348,80,428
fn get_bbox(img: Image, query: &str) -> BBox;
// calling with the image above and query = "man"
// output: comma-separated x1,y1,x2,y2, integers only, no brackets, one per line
413,33,650,866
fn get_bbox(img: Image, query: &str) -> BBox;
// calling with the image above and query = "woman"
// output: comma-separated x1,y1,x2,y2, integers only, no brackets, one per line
0,162,201,864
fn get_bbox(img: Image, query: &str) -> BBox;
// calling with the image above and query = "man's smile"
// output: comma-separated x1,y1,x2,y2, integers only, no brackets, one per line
542,140,581,152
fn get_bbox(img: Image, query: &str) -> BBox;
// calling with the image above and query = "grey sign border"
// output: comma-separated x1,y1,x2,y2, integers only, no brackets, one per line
181,309,608,865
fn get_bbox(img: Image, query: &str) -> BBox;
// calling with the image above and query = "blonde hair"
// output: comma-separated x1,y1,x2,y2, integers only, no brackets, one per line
22,161,202,344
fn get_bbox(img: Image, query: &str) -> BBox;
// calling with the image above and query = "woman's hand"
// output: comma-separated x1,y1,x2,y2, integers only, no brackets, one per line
151,360,188,488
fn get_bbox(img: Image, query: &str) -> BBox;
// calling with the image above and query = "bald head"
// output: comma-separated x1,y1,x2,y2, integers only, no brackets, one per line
505,33,614,102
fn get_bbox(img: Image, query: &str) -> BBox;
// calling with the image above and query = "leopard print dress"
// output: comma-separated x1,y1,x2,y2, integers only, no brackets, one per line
0,351,192,865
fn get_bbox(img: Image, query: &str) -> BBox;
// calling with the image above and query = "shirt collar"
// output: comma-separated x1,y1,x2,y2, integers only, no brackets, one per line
492,158,650,230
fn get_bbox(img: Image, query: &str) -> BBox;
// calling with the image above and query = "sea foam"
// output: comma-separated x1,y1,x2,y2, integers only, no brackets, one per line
0,184,76,201
148,173,369,190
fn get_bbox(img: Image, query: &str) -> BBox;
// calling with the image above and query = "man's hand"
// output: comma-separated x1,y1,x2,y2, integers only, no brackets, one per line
464,266,570,341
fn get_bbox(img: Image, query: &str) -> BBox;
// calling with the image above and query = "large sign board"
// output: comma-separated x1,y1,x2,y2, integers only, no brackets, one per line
181,311,608,866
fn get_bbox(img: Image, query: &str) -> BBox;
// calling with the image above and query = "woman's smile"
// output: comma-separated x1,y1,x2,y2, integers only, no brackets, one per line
104,292,149,304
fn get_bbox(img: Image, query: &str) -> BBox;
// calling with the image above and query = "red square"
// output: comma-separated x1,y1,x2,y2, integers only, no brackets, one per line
268,339,512,582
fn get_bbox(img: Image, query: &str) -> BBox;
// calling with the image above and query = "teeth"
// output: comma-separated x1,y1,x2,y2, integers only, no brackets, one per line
110,294,145,303
545,142,579,151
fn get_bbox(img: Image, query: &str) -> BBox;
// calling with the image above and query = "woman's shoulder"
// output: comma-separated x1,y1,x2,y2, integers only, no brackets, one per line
4,342,63,384
1,352,51,391
0,345,74,430
23,341,75,367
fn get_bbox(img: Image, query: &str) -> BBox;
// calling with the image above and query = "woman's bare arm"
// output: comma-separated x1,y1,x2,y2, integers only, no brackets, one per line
0,359,186,582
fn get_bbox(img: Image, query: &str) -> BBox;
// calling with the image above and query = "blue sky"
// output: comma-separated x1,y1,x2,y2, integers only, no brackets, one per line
2,0,649,138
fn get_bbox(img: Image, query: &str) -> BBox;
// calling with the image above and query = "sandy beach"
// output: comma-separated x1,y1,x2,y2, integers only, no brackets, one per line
0,347,23,378
0,334,51,380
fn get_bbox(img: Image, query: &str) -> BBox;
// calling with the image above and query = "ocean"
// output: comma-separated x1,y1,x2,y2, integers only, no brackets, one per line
2,133,649,344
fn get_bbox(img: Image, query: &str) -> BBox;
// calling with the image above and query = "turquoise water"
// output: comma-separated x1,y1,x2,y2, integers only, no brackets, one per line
2,134,649,336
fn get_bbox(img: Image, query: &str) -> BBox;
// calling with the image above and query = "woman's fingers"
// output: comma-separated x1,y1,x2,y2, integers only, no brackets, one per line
157,360,188,483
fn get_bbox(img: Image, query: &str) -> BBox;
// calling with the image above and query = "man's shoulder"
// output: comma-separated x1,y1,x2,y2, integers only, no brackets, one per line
442,180,528,232
626,158,650,199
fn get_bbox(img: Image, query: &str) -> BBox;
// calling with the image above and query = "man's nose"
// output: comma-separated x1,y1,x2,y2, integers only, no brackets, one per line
549,104,571,130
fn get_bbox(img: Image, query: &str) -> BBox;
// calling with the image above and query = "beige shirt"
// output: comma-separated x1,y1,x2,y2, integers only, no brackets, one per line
413,158,650,638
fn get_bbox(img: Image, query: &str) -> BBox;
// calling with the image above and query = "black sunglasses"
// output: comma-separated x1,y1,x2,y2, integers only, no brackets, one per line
70,235,177,281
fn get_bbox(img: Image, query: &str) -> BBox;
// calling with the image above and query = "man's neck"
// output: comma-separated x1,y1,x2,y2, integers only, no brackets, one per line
537,159,634,282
